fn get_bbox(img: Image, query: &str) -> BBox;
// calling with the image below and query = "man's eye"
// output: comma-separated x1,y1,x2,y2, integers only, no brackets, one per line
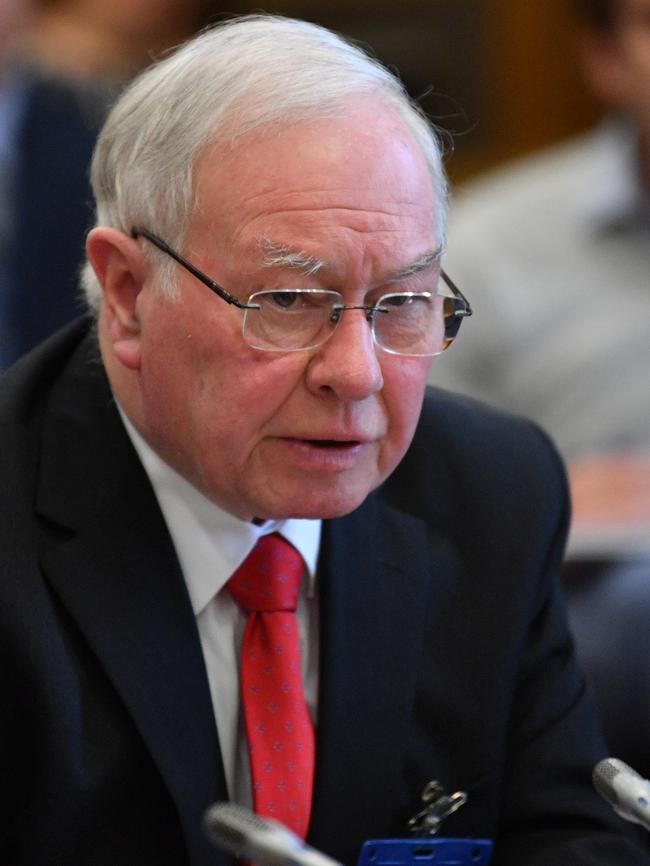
384,294,409,307
270,292,298,309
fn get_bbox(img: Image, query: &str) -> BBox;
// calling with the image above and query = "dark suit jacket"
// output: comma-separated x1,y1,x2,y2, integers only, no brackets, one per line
3,72,106,366
1,318,648,865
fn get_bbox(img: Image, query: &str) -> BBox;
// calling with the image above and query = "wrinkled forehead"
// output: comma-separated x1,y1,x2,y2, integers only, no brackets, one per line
191,99,439,249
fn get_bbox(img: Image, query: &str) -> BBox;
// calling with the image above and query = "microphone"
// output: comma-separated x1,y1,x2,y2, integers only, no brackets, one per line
203,802,344,866
593,757,650,831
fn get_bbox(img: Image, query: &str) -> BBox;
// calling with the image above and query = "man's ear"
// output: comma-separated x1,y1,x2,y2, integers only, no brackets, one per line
86,227,148,370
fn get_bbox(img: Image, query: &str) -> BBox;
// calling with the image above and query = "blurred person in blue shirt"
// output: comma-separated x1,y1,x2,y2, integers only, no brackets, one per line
0,0,105,369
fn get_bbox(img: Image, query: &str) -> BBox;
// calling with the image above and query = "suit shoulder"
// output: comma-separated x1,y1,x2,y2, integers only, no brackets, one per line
416,386,559,452
385,387,568,519
0,317,96,426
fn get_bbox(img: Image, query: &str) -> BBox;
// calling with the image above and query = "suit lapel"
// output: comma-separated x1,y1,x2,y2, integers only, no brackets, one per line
309,495,439,860
36,335,228,865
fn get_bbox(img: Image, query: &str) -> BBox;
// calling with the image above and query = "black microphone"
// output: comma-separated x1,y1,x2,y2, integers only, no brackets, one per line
593,757,650,831
203,802,344,866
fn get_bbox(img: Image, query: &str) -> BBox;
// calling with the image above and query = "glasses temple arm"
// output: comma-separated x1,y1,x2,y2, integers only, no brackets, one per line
131,227,252,309
440,269,473,317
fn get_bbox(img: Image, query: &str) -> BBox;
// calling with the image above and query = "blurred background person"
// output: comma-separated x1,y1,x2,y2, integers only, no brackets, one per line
0,0,104,370
20,0,215,85
0,0,215,371
430,0,650,773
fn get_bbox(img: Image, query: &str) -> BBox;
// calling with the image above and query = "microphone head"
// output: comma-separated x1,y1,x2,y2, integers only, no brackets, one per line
593,757,650,830
203,802,345,866
592,758,642,806
203,802,299,861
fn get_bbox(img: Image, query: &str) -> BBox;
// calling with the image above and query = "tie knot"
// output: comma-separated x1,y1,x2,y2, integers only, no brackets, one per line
227,533,304,613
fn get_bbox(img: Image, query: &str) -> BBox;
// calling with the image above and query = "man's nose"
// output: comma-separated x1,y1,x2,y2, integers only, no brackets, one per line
305,308,384,401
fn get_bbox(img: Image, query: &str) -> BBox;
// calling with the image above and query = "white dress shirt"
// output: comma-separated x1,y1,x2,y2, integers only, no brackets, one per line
119,409,322,806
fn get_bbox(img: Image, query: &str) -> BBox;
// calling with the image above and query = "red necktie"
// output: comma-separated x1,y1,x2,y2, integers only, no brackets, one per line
227,533,315,838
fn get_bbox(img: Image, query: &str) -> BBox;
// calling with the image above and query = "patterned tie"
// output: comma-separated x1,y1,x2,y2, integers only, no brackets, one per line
227,533,315,838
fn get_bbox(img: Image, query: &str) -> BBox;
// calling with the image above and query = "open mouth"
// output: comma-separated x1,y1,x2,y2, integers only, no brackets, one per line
279,436,368,470
304,439,359,448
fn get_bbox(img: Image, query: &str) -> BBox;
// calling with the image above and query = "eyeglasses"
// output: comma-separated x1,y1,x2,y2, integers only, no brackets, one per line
131,227,472,356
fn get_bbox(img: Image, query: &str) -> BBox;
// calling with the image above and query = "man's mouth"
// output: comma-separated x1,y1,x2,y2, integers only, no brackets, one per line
303,439,360,448
271,436,373,472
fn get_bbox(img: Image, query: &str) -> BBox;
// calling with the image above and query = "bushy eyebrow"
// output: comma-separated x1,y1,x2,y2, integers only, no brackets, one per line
260,239,326,276
391,247,442,280
259,238,442,281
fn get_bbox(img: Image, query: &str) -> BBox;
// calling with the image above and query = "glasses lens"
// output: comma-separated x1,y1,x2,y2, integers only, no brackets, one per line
243,289,341,351
373,292,468,356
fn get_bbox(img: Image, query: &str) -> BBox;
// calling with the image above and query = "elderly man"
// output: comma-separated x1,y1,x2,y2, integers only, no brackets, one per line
0,15,647,866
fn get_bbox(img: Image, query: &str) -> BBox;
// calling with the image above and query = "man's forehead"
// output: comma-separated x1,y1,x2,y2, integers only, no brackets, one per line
196,100,433,207
191,101,440,279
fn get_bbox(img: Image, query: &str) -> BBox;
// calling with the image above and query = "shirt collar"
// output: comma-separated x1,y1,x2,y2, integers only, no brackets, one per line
118,407,321,615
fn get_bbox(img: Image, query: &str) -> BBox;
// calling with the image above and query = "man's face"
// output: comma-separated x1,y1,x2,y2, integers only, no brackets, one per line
583,0,650,137
116,100,439,521
614,0,650,135
0,0,27,72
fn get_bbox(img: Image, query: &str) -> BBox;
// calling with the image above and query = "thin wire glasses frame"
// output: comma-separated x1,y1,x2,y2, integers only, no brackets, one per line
131,226,473,356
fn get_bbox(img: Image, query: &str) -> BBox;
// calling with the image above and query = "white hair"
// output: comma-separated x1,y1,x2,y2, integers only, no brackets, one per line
82,14,449,309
